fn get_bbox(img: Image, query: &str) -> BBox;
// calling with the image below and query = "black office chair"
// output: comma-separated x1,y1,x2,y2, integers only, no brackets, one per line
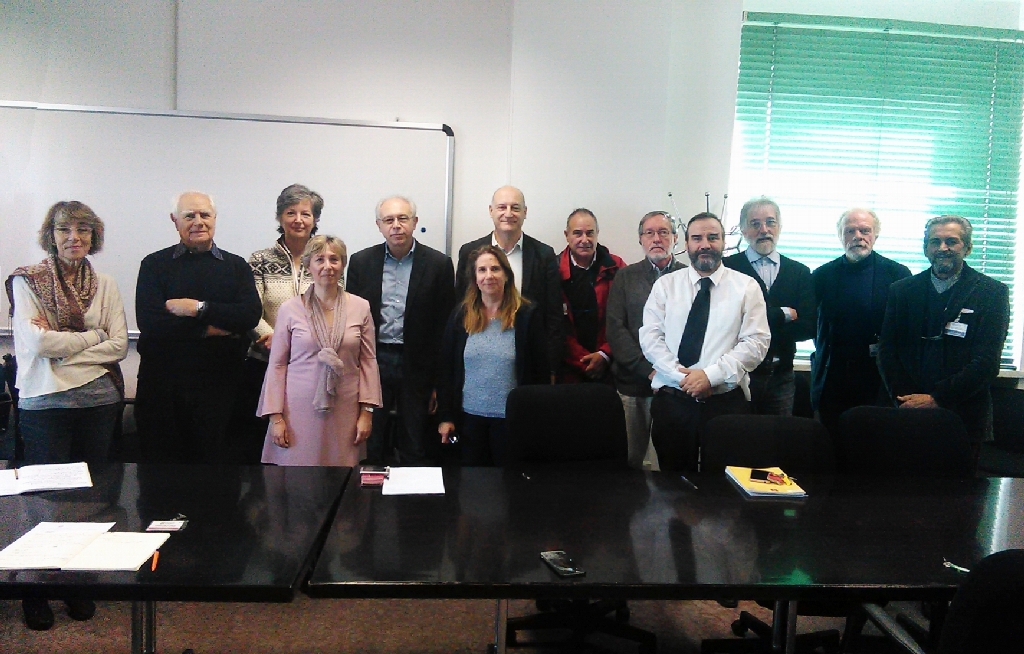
502,383,656,653
835,406,973,477
936,549,1024,654
835,406,974,652
979,386,1024,476
699,415,846,654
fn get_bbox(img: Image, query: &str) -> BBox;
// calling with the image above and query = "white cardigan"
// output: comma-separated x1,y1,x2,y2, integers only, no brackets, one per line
11,272,129,399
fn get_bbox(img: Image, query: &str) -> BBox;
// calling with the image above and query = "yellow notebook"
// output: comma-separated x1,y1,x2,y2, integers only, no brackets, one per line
725,466,807,498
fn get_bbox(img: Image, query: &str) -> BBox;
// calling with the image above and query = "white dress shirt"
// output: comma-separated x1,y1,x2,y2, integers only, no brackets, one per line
639,265,770,398
492,232,524,293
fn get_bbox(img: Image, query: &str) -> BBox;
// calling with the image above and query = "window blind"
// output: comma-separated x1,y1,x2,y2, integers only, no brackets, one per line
729,13,1024,366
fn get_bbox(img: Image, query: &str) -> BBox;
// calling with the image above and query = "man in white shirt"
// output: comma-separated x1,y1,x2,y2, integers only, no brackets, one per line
640,212,771,472
456,186,562,379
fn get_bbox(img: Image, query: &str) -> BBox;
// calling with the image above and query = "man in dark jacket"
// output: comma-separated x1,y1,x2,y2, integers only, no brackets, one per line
456,186,561,379
606,211,684,468
724,197,815,415
811,208,911,436
879,215,1009,449
346,195,455,465
557,208,625,383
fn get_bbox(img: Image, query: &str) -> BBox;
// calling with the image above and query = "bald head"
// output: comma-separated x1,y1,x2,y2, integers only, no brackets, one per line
489,185,527,245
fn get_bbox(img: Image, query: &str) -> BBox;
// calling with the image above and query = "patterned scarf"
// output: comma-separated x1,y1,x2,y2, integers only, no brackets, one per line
302,285,347,411
5,256,124,397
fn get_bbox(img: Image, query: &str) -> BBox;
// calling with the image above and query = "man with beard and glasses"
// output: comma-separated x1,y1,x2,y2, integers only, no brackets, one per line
724,197,815,416
639,212,770,472
878,215,1009,462
811,208,910,437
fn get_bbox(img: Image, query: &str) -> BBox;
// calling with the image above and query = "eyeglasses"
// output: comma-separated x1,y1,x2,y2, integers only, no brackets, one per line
379,215,413,227
745,219,778,230
54,225,93,236
641,229,673,239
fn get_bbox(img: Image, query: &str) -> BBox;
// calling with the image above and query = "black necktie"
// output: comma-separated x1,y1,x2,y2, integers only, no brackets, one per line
676,277,712,367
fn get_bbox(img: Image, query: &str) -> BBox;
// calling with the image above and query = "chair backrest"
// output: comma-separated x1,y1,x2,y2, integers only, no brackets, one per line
990,386,1024,454
836,406,973,477
700,414,836,475
937,549,1024,654
504,383,628,470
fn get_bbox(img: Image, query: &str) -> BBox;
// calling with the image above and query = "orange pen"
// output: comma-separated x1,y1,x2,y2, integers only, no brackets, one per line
151,550,160,572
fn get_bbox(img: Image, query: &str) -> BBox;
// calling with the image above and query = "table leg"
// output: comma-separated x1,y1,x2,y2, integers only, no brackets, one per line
492,599,508,654
770,600,787,653
131,600,156,654
784,601,798,654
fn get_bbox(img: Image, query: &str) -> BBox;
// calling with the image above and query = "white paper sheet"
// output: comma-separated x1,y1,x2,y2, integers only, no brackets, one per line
381,467,445,495
63,532,169,571
0,522,115,569
0,462,93,496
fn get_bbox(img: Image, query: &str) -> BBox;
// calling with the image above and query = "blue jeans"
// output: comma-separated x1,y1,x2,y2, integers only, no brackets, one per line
19,402,121,464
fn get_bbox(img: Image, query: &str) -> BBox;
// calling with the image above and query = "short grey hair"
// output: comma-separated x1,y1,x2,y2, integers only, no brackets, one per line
637,211,676,236
172,191,216,217
924,215,973,250
566,208,599,230
300,235,348,270
739,197,780,227
837,208,881,236
375,195,418,221
277,184,324,220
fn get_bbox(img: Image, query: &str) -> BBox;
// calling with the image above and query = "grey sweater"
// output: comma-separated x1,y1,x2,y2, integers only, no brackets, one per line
605,257,686,396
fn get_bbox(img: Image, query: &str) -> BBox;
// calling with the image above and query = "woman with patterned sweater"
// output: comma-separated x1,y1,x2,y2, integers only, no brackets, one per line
232,184,320,462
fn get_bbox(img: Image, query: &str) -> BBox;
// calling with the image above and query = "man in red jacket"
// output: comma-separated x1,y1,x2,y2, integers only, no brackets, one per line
558,208,626,383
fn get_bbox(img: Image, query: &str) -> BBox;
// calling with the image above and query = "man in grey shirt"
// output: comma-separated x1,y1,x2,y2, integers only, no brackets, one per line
606,211,685,468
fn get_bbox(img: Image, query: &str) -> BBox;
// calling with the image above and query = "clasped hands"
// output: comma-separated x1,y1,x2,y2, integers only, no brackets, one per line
677,366,712,401
165,298,229,336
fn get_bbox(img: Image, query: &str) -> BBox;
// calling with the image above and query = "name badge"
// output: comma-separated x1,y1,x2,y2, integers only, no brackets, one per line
944,322,968,338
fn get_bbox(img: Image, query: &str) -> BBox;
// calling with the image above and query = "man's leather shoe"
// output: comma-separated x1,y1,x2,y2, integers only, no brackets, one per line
23,598,54,631
65,598,96,621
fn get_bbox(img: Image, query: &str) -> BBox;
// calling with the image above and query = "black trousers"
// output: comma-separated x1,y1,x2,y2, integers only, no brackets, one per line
136,346,246,465
366,348,431,465
650,386,751,472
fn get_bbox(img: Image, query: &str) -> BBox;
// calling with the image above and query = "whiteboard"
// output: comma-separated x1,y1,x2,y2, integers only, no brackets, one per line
0,102,454,333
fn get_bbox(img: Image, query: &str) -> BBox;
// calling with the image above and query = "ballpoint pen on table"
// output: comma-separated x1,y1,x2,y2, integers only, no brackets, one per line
679,475,698,491
151,551,160,572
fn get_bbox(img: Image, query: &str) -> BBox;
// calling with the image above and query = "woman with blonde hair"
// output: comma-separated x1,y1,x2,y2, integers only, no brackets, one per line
258,235,381,466
436,245,548,465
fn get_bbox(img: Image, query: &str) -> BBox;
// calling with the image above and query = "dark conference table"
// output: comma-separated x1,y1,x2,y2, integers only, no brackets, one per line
0,461,349,654
307,467,1024,652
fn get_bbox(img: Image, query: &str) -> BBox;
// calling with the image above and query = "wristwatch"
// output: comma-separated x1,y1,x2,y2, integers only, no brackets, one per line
361,406,374,413
195,300,207,316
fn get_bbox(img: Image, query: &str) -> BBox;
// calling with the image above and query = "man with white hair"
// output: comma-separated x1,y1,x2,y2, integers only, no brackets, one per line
135,191,262,464
811,208,910,436
879,215,1009,454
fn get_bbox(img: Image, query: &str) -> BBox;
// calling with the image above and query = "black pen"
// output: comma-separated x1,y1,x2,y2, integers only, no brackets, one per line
679,475,698,491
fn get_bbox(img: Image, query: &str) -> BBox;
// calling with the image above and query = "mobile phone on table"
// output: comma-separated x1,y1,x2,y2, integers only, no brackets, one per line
750,469,771,481
540,550,585,577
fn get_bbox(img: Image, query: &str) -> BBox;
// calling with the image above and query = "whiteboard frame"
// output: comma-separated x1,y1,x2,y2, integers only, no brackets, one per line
0,100,456,338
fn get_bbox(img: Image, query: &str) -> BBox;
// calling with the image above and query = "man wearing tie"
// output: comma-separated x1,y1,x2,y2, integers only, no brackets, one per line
723,197,815,415
346,195,456,465
640,213,770,472
456,186,561,379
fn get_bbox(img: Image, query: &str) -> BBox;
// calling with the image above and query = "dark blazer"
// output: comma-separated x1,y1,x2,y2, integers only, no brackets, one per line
435,302,549,427
346,240,456,391
810,251,911,410
878,264,1009,442
456,233,562,374
723,250,815,372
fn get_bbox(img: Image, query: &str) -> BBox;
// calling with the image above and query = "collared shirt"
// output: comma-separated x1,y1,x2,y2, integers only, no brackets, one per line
744,246,780,290
173,242,224,260
649,256,677,277
492,232,524,293
379,239,417,345
639,265,770,396
930,269,961,294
